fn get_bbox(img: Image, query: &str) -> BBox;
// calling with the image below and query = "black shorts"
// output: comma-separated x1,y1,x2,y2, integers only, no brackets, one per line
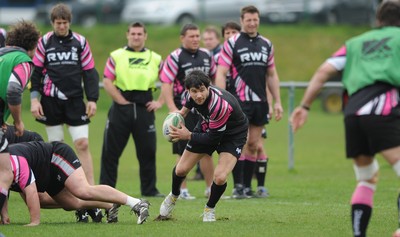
47,142,81,196
345,115,400,158
173,111,199,155
37,96,90,126
240,101,269,126
186,125,247,159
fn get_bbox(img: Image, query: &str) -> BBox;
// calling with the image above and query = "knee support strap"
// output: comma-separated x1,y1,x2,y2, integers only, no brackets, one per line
68,124,88,142
353,159,379,181
46,125,64,142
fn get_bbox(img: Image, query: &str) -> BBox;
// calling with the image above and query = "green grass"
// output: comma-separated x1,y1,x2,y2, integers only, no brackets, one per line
1,23,393,236
2,89,398,237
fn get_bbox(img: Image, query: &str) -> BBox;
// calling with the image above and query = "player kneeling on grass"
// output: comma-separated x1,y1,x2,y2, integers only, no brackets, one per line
156,70,248,222
1,141,149,226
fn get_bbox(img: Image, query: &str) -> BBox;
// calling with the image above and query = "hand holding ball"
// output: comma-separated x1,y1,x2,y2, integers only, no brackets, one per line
162,112,185,143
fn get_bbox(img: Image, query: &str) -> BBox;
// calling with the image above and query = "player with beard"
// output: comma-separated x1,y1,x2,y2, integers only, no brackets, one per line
216,5,283,198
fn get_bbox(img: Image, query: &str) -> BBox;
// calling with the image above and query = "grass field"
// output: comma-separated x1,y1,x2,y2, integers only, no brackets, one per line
1,89,398,237
0,23,394,236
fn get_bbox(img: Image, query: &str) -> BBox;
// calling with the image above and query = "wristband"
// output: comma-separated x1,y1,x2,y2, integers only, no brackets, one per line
301,104,310,111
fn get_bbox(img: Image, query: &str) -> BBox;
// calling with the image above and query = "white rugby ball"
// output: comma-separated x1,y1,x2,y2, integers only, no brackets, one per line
162,112,185,142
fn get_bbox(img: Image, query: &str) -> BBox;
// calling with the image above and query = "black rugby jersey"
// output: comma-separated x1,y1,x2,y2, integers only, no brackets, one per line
9,141,80,194
219,32,274,102
31,30,99,101
184,86,248,145
160,47,216,106
9,141,53,193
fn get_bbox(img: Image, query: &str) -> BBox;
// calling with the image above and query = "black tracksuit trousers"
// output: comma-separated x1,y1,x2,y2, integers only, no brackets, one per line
99,102,159,196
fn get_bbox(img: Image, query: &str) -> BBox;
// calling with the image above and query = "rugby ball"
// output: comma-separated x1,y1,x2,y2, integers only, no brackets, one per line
162,112,185,142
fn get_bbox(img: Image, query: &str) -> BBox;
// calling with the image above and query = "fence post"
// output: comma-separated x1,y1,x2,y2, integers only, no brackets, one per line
288,83,295,170
281,81,342,170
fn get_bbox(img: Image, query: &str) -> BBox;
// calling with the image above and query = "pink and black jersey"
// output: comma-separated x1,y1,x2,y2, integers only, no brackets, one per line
31,30,99,101
326,45,347,72
9,141,53,193
327,46,399,116
184,86,248,145
218,32,274,102
8,141,81,194
9,154,35,193
160,47,216,106
0,47,33,128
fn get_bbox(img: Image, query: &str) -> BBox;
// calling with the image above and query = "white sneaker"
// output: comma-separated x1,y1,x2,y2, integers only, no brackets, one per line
159,192,178,217
179,190,196,200
202,206,216,222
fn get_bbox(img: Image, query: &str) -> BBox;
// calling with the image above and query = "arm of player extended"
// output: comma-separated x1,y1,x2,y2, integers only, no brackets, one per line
20,182,41,226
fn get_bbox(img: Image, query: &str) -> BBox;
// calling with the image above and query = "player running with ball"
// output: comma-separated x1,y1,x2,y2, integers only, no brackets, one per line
157,70,248,222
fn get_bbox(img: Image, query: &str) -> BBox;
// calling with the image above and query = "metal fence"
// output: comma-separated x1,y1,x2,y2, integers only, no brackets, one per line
282,81,342,170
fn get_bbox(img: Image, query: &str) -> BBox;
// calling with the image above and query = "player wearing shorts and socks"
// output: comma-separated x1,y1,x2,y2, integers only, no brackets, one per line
160,23,216,200
216,6,283,198
157,70,248,222
29,3,101,222
291,1,400,236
